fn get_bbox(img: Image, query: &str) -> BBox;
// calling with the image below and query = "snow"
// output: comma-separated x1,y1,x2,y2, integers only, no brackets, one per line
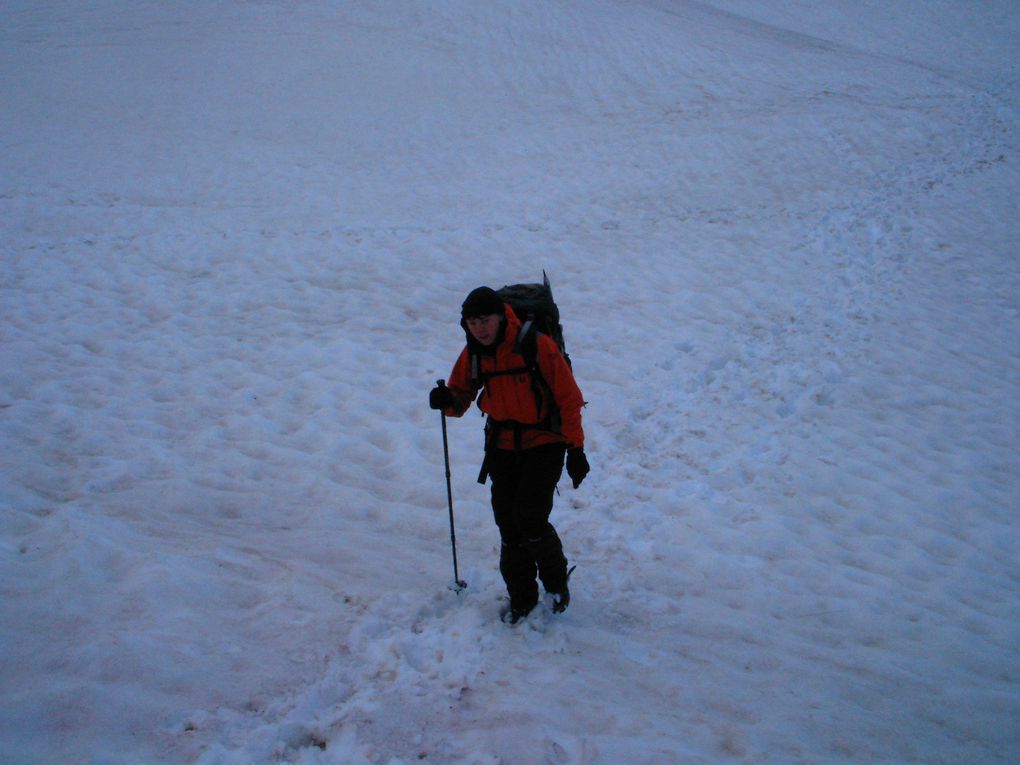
2,0,1018,763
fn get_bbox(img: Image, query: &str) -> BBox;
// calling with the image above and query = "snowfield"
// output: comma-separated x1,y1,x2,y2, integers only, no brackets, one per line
2,1,1018,763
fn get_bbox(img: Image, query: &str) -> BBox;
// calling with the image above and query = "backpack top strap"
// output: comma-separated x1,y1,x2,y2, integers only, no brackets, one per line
514,319,539,372
514,318,535,356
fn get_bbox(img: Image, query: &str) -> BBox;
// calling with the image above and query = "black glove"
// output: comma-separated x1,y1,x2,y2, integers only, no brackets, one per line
429,384,454,411
566,447,590,489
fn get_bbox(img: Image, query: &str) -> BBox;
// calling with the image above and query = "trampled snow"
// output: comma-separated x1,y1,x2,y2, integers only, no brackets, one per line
2,1,1018,763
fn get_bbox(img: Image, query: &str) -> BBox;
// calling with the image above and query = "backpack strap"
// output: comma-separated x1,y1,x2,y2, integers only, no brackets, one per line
515,318,535,353
516,323,562,432
471,321,562,438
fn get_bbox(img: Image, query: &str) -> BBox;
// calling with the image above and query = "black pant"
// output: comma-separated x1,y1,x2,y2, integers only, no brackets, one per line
488,443,568,607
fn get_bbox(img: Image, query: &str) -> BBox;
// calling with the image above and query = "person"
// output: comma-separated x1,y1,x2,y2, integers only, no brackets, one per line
429,286,590,623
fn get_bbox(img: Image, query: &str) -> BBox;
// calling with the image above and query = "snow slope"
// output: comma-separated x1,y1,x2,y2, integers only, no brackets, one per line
2,1,1018,763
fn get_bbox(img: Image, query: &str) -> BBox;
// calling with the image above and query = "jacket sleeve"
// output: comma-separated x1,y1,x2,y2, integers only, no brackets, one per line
444,347,479,417
536,336,585,448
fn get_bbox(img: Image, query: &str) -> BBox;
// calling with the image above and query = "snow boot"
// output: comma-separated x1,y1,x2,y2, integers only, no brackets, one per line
501,592,539,625
523,529,568,598
499,542,538,623
550,565,576,614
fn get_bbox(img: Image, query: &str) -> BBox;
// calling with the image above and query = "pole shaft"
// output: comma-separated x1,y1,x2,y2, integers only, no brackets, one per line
437,379,464,590
441,409,460,583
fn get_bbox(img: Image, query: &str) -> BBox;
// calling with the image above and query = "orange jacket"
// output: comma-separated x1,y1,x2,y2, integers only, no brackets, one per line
444,304,584,450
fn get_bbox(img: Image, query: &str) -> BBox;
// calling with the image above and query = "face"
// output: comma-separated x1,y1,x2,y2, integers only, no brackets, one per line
465,314,502,346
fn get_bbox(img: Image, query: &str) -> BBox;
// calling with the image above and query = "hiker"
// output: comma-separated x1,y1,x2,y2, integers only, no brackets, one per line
429,286,589,623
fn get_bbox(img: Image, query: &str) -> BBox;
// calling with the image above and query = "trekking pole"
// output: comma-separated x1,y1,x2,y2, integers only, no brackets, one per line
437,380,467,593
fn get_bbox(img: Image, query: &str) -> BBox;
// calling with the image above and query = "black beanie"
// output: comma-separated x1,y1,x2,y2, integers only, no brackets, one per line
461,286,504,319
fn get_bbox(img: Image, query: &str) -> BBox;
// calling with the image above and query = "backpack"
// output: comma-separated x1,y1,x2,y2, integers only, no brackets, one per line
469,271,570,431
497,271,570,370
